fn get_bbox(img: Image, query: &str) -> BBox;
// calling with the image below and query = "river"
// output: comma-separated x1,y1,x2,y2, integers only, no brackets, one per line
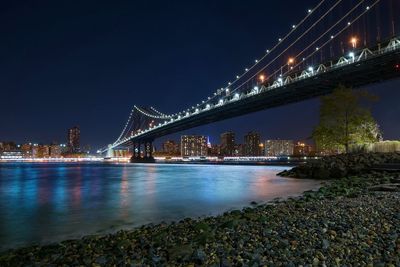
0,162,321,251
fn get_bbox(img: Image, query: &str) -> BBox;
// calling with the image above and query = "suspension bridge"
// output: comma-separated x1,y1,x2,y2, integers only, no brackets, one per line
101,0,400,162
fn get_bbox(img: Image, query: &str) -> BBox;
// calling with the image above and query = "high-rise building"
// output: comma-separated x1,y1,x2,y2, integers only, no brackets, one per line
162,140,180,156
265,140,294,157
67,126,80,153
181,135,208,157
220,131,235,156
244,132,261,156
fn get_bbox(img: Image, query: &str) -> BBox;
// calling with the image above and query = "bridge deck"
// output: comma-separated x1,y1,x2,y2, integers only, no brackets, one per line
127,48,400,142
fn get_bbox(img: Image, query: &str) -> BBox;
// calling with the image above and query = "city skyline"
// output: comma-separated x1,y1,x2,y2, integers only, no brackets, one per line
1,0,400,149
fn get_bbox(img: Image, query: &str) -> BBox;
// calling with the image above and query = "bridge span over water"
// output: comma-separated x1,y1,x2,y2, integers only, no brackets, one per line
102,0,400,162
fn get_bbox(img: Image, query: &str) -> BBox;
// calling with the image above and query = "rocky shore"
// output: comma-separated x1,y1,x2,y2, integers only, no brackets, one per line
279,152,400,179
1,156,400,266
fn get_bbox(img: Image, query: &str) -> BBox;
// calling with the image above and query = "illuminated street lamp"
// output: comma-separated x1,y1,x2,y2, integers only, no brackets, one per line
350,37,358,48
287,57,295,72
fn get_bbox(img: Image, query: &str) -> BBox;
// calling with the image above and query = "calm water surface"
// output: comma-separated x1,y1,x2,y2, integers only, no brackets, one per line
0,163,321,250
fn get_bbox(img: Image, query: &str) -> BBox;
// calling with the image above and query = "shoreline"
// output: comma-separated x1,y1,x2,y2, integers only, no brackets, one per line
1,170,399,265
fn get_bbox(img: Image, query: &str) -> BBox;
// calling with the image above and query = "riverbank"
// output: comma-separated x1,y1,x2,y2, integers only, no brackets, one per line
1,169,399,266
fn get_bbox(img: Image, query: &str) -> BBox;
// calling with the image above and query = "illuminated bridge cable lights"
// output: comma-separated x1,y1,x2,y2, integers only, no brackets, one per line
225,0,346,99
279,0,383,80
257,0,380,91
197,0,329,107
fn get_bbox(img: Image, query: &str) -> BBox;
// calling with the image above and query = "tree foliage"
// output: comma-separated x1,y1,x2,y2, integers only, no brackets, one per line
312,85,381,154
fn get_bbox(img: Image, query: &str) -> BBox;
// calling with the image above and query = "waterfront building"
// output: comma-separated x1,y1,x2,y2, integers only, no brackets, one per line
208,144,221,156
67,126,80,153
244,132,261,156
0,150,23,159
293,142,314,157
21,143,33,158
162,140,180,156
0,141,17,152
31,144,39,158
265,140,294,157
220,131,235,156
38,145,50,158
50,144,62,158
181,135,208,157
233,144,244,156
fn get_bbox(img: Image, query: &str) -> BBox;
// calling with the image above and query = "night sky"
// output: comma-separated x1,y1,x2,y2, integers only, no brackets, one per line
1,0,400,150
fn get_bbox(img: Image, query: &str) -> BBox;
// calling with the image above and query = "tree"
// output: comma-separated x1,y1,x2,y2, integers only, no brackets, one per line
312,85,381,154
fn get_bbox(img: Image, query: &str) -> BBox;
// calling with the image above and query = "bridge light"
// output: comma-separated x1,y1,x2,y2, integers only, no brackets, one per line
245,68,249,72
277,78,283,83
331,35,334,39
255,59,258,63
366,6,370,10
308,9,312,13
350,37,358,48
236,75,240,79
234,93,240,99
349,52,355,59
292,25,296,29
219,99,224,104
395,64,400,69
206,104,210,109
266,49,270,53
254,86,259,91
259,74,265,82
308,66,314,72
278,38,282,42
288,58,295,65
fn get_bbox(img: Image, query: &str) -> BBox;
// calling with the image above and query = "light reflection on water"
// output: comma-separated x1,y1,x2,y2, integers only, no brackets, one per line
0,163,321,250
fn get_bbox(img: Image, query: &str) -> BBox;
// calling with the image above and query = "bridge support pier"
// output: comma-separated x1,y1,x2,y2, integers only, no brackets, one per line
130,140,155,163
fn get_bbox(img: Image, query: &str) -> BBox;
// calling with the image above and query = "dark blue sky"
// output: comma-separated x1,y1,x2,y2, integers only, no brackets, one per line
1,0,400,149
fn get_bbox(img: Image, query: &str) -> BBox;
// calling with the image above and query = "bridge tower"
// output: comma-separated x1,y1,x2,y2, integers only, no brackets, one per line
130,139,155,163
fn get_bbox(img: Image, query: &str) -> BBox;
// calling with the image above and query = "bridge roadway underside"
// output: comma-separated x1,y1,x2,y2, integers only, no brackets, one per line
126,49,400,144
